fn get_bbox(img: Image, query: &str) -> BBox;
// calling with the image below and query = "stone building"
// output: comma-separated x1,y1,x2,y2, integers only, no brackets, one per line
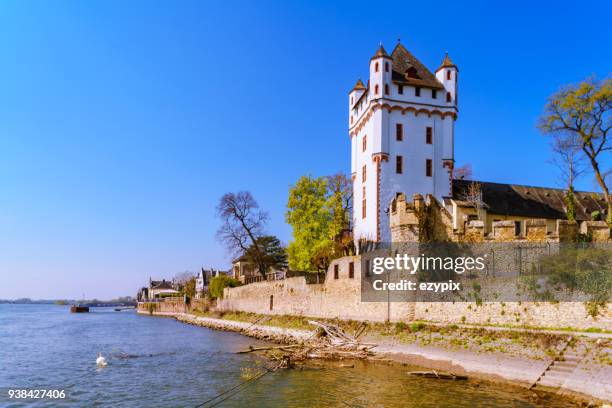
350,42,457,243
349,42,608,246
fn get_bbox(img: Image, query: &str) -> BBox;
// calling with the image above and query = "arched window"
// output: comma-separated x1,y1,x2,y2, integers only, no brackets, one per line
446,92,452,102
374,84,379,95
362,135,367,152
385,62,389,72
446,70,452,80
351,96,353,105
375,62,379,72
384,84,389,95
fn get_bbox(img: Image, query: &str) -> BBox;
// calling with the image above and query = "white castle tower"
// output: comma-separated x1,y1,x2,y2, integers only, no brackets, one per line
349,42,458,243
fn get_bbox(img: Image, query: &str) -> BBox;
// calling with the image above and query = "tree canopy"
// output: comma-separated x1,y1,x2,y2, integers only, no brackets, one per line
244,235,288,276
286,174,352,272
539,76,611,223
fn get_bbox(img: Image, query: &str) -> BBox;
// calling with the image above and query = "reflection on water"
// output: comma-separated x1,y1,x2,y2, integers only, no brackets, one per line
0,305,577,407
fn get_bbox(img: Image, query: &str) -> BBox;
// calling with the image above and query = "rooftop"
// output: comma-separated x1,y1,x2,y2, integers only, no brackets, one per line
452,179,607,221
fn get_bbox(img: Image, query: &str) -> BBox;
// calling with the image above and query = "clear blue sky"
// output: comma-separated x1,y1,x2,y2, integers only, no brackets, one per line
1,1,610,299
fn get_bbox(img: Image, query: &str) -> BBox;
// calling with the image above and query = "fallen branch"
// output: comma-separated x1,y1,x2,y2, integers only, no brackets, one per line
237,344,302,354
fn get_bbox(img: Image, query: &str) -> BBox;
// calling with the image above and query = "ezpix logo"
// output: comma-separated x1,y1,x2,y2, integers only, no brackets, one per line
371,254,487,275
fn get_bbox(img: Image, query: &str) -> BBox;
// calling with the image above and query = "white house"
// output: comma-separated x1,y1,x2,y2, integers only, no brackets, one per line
349,42,457,244
195,268,226,298
148,278,180,299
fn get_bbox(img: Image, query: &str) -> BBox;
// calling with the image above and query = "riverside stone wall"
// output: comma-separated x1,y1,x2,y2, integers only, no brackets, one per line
137,298,211,315
216,255,612,330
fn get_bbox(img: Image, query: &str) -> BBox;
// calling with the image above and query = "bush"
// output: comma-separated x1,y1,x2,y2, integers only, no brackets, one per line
209,276,241,299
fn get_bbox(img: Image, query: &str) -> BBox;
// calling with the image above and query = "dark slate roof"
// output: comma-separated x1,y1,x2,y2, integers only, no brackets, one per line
150,279,174,290
232,254,250,263
436,53,457,71
452,179,607,221
391,43,444,90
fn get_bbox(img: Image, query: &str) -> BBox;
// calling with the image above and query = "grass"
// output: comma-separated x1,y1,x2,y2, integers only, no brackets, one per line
192,310,315,331
187,309,608,362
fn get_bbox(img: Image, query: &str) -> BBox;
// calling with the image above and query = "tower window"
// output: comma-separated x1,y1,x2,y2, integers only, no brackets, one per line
432,90,437,99
396,156,403,174
447,70,452,80
334,264,339,279
349,262,354,278
362,165,366,182
375,62,379,72
398,85,403,94
375,84,379,95
362,186,366,219
384,84,389,95
384,62,389,72
446,92,452,102
351,116,353,124
351,96,353,105
415,87,421,97
426,127,432,144
362,135,367,152
426,159,432,177
396,123,403,141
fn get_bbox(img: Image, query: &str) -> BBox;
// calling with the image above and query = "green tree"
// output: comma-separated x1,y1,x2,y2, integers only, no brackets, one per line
286,174,352,272
244,235,288,277
209,275,241,299
539,76,611,224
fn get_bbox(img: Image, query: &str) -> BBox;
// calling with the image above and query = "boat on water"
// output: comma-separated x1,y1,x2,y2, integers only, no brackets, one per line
70,305,89,313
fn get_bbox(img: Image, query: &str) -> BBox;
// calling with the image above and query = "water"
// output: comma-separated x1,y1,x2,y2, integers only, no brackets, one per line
0,304,577,407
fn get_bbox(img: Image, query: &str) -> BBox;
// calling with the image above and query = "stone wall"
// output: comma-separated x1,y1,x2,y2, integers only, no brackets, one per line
217,194,611,330
217,254,612,330
137,298,211,315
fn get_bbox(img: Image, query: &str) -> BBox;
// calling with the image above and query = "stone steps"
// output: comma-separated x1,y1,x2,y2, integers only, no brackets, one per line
530,336,585,393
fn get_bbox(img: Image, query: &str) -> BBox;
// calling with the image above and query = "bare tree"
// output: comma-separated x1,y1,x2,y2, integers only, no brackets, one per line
550,132,587,189
174,270,195,285
539,76,611,223
462,181,485,221
549,132,588,221
455,163,473,180
216,191,269,278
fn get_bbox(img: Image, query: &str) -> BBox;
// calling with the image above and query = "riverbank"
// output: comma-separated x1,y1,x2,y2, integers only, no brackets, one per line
138,309,611,406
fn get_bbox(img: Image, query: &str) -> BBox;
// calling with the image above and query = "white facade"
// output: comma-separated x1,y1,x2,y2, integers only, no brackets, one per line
349,44,458,244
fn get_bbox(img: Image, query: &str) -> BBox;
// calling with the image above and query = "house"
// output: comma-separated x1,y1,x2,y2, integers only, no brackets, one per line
195,268,227,298
148,278,180,299
349,42,607,245
231,255,285,284
136,287,148,302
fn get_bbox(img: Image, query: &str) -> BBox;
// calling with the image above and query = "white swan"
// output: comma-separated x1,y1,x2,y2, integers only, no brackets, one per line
96,353,107,367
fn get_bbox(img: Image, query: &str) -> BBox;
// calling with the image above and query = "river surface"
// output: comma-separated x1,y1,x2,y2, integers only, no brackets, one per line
0,304,578,407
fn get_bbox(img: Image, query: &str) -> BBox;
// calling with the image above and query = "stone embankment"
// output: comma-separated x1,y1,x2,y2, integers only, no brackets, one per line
140,311,313,344
140,309,611,405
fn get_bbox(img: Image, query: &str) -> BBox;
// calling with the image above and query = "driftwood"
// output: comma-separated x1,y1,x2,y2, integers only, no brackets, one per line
237,344,302,354
237,320,377,365
409,370,467,380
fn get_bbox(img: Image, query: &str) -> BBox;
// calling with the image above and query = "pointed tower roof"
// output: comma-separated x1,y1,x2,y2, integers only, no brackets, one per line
352,79,366,91
436,52,458,72
390,43,444,89
370,43,391,60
